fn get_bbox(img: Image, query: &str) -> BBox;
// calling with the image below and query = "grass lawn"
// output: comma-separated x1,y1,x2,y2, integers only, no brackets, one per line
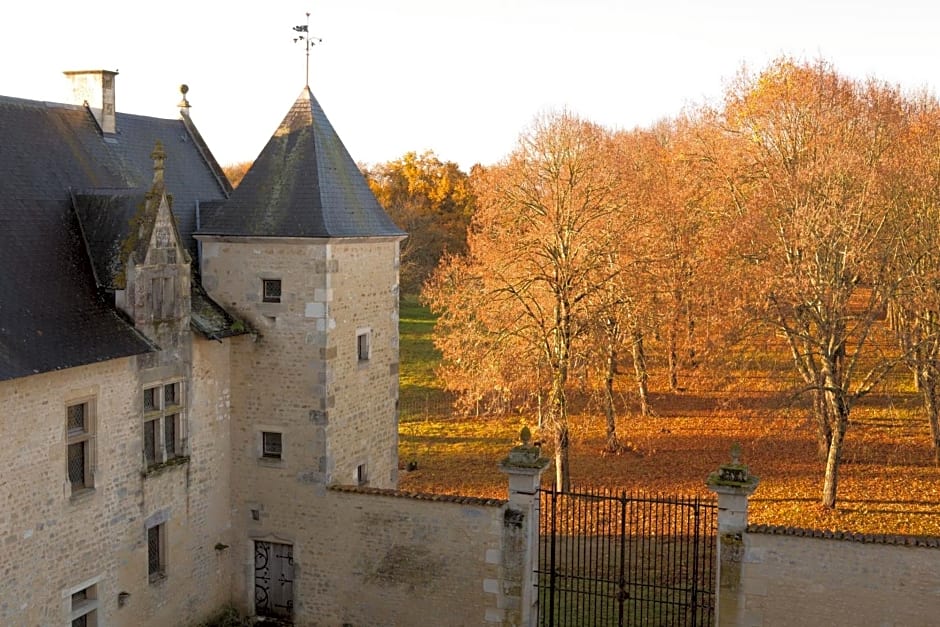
397,296,940,536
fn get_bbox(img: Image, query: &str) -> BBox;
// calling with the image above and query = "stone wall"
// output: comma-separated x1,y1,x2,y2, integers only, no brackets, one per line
736,529,940,626
707,453,940,627
0,338,236,626
200,235,402,615
199,236,400,492
295,487,508,626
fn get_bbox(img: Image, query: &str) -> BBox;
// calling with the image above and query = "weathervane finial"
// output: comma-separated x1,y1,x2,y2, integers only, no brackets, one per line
293,12,323,87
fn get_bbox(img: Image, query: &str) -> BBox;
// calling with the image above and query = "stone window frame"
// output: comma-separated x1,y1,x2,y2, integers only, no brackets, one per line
262,431,283,459
147,522,167,583
64,577,100,627
257,427,286,466
356,327,372,363
356,463,369,486
66,397,96,497
142,380,186,471
262,278,282,303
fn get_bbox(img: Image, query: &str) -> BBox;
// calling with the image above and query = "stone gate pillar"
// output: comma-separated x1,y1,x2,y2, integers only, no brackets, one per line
706,444,759,627
497,427,550,627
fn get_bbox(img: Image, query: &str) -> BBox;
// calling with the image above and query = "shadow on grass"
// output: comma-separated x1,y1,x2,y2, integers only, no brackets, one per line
401,434,515,446
644,390,804,416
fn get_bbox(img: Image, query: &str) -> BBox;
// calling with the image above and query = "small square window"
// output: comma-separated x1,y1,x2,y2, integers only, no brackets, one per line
143,387,158,411
67,403,86,435
262,431,283,459
148,523,166,581
262,279,282,303
357,330,371,362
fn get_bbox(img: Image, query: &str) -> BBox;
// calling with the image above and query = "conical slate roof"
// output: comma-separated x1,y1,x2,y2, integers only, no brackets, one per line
198,87,405,238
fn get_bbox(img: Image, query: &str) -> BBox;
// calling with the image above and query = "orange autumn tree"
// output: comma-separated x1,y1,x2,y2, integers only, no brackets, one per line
717,58,910,508
626,116,732,393
222,161,253,188
364,151,474,294
425,111,627,491
888,94,940,463
579,128,657,449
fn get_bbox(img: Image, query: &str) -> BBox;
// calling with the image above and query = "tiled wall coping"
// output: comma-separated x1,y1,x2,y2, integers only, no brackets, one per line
747,523,940,548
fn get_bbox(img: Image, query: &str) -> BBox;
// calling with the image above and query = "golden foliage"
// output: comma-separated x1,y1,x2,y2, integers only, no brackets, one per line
221,161,252,188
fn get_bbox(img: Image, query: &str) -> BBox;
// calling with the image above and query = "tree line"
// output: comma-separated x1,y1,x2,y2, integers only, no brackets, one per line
423,58,940,508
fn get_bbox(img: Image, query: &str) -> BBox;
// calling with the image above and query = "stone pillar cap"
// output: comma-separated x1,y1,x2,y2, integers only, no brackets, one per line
500,426,550,471
706,443,759,491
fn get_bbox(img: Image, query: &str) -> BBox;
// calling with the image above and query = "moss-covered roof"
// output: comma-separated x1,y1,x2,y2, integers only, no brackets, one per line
190,281,252,340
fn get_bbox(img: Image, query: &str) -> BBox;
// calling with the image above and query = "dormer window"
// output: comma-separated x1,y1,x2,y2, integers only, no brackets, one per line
262,279,282,303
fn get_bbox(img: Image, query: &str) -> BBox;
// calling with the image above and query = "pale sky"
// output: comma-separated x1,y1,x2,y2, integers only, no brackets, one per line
0,1,937,172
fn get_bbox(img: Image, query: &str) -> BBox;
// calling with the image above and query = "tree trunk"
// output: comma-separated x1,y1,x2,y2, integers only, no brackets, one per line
812,388,833,462
631,330,651,417
686,306,697,370
667,327,679,392
919,366,940,465
554,421,570,492
550,296,571,492
821,388,848,509
603,337,621,452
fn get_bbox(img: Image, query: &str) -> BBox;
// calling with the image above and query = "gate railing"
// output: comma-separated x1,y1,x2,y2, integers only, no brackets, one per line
537,487,716,627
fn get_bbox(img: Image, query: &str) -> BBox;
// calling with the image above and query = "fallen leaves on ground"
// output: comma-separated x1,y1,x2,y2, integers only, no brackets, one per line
398,391,940,537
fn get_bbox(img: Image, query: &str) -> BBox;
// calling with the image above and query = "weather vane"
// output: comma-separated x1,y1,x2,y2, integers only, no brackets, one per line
293,12,323,87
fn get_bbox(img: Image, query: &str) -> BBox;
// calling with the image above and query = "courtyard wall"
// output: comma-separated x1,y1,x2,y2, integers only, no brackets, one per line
736,527,940,626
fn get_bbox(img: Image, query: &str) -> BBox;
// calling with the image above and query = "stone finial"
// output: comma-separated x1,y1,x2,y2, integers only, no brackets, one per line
706,443,759,489
178,84,191,116
501,425,548,469
151,141,166,187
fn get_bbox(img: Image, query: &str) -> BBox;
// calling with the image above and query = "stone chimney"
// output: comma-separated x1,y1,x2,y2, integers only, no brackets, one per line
63,69,118,134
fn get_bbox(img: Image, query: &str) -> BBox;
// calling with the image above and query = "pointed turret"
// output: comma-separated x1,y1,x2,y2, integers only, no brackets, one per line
199,87,404,238
196,79,404,620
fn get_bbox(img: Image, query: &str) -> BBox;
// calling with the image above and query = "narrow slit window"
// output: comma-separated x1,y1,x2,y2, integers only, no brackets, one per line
148,523,166,581
357,330,371,362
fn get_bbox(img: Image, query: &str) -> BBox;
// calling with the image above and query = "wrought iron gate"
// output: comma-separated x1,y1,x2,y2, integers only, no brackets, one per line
537,487,716,626
255,541,294,621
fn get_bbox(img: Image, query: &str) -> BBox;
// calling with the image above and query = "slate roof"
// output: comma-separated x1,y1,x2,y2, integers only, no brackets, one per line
0,96,230,258
0,94,234,382
0,197,155,380
198,87,405,239
72,189,151,290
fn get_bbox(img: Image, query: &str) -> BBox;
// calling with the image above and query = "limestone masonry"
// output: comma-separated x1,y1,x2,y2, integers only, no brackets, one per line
0,69,406,626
